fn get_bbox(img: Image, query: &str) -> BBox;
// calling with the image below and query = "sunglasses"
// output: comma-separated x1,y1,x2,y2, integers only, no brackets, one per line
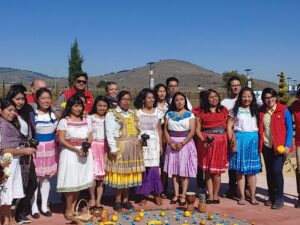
76,80,87,84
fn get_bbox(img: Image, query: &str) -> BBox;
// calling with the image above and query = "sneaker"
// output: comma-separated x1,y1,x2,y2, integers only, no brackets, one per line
271,200,284,209
122,201,134,210
113,202,122,211
15,213,31,224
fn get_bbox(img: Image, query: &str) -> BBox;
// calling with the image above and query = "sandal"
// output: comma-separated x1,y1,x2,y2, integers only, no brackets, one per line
170,196,179,204
154,196,162,205
179,196,186,206
250,197,259,205
64,213,75,221
160,193,168,199
238,198,246,205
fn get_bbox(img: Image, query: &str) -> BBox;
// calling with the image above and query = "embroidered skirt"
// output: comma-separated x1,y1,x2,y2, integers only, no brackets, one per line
164,136,197,178
197,133,228,174
229,132,262,175
104,137,145,189
57,147,93,192
33,140,58,177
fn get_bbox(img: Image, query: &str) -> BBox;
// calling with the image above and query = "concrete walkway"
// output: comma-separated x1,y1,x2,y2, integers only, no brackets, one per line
29,172,299,225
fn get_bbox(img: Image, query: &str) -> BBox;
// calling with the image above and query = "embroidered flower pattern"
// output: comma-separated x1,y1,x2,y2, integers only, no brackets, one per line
167,111,192,121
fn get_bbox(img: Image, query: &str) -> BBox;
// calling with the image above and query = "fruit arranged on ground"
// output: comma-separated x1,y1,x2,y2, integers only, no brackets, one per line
159,211,166,216
111,215,118,222
147,220,162,225
184,211,191,217
200,220,206,225
134,216,141,222
208,214,214,220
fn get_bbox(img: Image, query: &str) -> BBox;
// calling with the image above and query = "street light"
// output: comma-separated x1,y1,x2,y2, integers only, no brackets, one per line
147,62,155,89
245,69,252,88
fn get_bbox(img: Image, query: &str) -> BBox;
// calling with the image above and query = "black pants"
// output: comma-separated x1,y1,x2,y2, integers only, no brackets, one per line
228,170,237,192
16,159,38,216
196,167,205,189
262,145,285,202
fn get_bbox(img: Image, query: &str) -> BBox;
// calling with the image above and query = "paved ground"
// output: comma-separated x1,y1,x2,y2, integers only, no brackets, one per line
28,172,299,225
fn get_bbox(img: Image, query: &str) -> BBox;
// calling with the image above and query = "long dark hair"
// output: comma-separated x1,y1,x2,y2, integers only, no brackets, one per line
199,90,208,110
134,88,157,109
202,89,223,113
0,98,20,130
154,83,170,105
6,84,35,137
232,87,259,118
63,94,85,120
89,96,109,115
35,87,56,123
168,92,189,112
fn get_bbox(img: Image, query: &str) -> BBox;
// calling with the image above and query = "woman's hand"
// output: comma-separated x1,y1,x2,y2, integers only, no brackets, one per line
169,143,177,150
77,148,87,157
175,142,184,151
203,141,211,149
230,138,237,152
108,152,117,161
0,161,11,169
284,147,290,156
22,147,36,155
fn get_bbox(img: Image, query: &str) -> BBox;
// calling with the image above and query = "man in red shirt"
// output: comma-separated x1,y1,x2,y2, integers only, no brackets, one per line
55,72,94,118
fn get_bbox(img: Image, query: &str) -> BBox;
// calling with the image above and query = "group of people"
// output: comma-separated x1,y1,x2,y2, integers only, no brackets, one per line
0,72,300,225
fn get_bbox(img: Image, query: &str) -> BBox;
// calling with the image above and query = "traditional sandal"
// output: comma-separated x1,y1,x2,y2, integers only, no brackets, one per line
179,196,186,206
170,196,179,204
64,213,75,221
250,197,259,205
238,198,246,205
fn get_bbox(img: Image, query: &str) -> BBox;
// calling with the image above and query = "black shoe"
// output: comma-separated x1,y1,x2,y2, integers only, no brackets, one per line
213,199,220,204
31,213,40,219
271,200,284,209
41,211,52,217
122,201,134,210
15,213,31,224
113,202,122,211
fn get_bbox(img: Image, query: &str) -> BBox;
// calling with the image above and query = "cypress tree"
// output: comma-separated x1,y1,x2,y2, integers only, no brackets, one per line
68,39,84,87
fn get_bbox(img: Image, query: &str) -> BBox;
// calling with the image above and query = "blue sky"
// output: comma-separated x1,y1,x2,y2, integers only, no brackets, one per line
0,0,299,83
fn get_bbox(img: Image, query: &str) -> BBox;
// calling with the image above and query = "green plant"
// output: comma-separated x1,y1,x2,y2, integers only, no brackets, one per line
277,72,290,105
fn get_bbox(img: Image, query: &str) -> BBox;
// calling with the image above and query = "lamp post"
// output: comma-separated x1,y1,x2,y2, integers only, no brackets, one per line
245,69,252,88
147,62,155,89
287,77,292,92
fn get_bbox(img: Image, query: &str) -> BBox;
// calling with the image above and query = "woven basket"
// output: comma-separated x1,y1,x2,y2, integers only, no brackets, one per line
75,199,94,225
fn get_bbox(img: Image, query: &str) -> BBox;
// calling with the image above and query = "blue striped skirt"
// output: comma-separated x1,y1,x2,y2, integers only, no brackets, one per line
229,132,262,175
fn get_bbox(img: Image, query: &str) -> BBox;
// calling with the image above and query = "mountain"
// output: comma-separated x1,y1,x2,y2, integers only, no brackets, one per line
89,59,277,91
0,60,277,91
0,67,53,84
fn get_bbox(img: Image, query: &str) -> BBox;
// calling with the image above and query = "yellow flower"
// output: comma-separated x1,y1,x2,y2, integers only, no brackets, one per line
60,102,67,109
277,145,285,154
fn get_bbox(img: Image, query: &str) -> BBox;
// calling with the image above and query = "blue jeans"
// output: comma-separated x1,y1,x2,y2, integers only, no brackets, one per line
262,145,285,203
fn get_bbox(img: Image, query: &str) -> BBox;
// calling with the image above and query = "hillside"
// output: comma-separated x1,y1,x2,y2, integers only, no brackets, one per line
0,60,277,91
89,59,277,91
0,67,53,83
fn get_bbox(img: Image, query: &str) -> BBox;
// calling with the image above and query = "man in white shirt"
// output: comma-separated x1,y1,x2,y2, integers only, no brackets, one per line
221,76,242,198
166,77,192,111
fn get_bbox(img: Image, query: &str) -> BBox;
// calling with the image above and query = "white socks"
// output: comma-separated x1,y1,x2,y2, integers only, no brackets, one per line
31,177,51,214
